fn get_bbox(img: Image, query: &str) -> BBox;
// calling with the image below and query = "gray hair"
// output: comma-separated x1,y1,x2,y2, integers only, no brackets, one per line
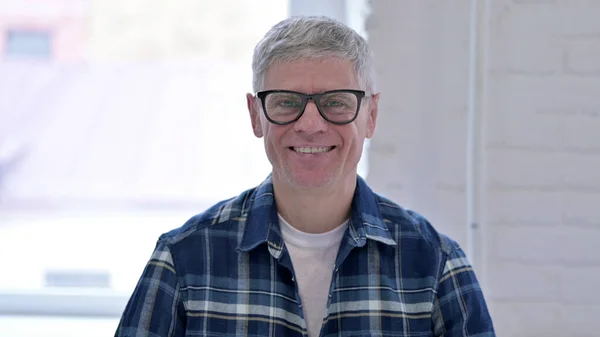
251,15,376,93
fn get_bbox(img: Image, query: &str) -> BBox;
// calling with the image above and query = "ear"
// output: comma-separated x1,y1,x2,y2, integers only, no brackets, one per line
365,93,379,139
247,93,263,138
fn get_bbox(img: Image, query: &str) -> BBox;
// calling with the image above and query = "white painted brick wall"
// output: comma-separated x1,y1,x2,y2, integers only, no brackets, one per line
567,40,600,73
565,192,600,226
489,225,600,263
367,0,600,335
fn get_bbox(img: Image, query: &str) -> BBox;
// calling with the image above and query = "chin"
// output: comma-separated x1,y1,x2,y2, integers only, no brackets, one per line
283,170,337,190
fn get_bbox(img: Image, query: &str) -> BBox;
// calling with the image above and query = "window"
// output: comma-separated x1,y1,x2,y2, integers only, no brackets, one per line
0,0,370,335
5,29,52,59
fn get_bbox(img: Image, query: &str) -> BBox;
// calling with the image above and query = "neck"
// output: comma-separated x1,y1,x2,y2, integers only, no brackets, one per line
272,173,356,234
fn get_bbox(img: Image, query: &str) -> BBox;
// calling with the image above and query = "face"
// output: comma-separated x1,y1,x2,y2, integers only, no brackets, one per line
247,58,379,191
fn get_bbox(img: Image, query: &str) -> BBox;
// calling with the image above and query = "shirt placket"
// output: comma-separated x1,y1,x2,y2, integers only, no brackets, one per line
318,228,361,337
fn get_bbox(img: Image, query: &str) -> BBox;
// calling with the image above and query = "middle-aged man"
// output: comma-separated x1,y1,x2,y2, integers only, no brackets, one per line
115,15,496,337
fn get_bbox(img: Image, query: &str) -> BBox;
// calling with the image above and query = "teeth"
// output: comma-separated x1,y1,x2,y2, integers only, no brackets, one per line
293,147,333,154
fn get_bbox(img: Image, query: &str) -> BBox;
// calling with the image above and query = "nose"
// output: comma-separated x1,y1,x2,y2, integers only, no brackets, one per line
293,100,328,134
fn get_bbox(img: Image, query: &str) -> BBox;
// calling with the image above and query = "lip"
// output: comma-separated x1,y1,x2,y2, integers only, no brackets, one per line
288,146,336,153
288,145,335,148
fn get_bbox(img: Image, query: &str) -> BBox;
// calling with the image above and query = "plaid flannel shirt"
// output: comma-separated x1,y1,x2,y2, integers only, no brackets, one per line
115,175,495,336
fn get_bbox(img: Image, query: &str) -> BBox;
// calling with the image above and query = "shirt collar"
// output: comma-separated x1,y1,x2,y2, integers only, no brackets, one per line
236,174,397,254
347,175,397,247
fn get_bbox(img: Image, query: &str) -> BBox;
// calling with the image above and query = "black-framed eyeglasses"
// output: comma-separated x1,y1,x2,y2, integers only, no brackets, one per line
255,89,368,125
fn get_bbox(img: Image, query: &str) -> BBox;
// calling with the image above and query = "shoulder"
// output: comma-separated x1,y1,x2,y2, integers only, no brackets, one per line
156,185,258,247
373,192,461,257
370,194,494,332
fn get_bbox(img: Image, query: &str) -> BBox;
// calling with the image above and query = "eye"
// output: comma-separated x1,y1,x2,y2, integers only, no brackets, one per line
323,100,345,107
279,100,302,107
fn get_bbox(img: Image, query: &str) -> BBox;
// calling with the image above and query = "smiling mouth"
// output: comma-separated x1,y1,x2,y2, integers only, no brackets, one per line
290,146,335,154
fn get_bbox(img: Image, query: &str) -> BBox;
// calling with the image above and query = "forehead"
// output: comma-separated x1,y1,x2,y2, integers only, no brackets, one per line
263,58,360,93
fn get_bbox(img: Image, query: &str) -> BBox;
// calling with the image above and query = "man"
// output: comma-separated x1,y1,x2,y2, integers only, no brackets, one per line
115,16,495,337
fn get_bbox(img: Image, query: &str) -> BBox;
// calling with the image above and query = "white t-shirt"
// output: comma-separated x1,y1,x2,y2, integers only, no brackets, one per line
278,214,348,337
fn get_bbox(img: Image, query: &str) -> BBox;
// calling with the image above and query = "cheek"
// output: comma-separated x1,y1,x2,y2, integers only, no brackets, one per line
338,131,360,156
346,124,367,142
264,125,286,149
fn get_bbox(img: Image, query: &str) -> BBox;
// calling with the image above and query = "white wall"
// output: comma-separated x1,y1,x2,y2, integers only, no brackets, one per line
367,1,600,336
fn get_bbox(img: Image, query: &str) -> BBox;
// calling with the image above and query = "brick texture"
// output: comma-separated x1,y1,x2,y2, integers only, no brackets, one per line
367,0,600,335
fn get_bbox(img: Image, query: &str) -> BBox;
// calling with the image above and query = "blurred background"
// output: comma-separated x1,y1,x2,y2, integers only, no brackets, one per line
0,0,598,336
